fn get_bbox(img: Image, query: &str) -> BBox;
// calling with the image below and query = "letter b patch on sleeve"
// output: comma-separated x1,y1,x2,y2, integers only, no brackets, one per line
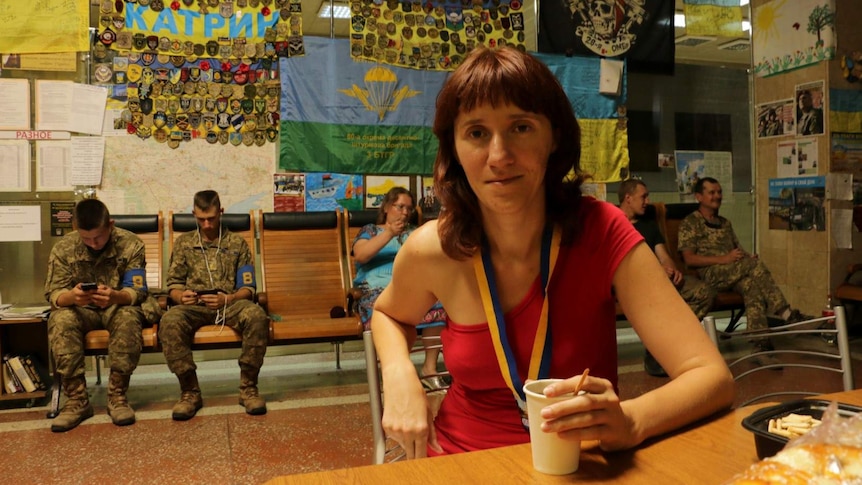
236,264,256,290
123,268,148,291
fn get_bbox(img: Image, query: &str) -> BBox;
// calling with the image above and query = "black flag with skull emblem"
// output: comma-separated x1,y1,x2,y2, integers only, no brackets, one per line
538,0,674,75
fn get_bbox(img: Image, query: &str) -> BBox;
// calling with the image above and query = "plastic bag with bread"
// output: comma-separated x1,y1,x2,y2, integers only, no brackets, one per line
725,401,862,484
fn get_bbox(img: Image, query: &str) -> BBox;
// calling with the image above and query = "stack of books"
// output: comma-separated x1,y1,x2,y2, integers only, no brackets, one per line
2,354,47,394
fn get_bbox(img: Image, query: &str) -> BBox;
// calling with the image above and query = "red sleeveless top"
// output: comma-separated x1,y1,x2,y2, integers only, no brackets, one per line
432,198,643,454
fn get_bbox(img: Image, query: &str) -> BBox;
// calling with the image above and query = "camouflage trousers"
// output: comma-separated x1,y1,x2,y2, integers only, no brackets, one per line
678,277,716,321
48,305,144,379
700,257,789,331
159,299,268,375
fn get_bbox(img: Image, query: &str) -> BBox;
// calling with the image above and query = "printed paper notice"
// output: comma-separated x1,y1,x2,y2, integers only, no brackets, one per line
826,173,853,201
35,80,72,131
1,52,77,72
0,140,31,192
832,209,853,249
71,84,109,136
776,140,798,178
0,79,30,130
36,81,108,135
70,136,105,186
0,206,41,242
36,140,73,191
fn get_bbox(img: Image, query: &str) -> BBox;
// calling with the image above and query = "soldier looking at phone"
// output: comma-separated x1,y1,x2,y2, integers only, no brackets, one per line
159,190,268,420
44,198,150,432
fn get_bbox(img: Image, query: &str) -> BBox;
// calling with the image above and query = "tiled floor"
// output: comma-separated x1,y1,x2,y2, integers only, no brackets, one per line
0,323,860,485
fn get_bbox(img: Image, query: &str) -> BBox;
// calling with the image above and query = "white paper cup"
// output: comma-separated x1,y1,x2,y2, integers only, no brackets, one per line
522,379,581,475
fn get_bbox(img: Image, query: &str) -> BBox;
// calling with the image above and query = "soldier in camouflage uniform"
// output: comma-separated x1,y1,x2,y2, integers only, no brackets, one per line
44,199,147,432
678,177,810,351
160,190,268,420
619,180,716,377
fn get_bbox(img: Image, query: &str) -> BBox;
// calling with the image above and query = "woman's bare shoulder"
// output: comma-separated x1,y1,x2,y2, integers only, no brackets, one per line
404,220,443,254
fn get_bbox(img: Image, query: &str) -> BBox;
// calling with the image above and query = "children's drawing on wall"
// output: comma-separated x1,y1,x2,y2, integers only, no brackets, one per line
768,177,826,231
755,99,795,138
273,173,305,212
365,175,411,209
420,176,441,219
795,81,825,136
674,150,733,200
305,173,364,212
752,0,836,77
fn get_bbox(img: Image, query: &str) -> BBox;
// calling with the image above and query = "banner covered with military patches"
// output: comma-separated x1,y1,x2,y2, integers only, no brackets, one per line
99,0,304,60
348,0,527,70
94,0,292,147
537,0,675,75
533,52,629,182
280,37,447,174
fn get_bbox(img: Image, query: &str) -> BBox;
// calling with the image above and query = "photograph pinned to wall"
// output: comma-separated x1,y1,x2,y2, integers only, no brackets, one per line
581,183,607,201
795,80,826,136
674,150,733,199
832,132,862,176
767,177,826,231
797,137,820,175
273,173,305,213
752,0,835,77
658,153,675,169
756,99,795,138
365,175,412,210
305,173,364,212
420,176,441,220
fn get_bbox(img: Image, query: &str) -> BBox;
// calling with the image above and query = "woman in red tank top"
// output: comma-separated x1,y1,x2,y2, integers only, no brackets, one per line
370,47,735,459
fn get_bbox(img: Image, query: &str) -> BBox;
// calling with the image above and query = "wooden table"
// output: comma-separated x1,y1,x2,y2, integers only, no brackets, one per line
265,390,862,485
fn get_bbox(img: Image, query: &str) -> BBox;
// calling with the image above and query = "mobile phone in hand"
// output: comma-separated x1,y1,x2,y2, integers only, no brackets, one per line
80,282,98,291
195,289,221,295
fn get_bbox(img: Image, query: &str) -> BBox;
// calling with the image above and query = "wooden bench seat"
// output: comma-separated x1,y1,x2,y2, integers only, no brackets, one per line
259,211,363,368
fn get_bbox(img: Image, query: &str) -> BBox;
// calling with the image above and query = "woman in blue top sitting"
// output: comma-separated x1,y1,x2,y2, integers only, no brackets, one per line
353,187,447,387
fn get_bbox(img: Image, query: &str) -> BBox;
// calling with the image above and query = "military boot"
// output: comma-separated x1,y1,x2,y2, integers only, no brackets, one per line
107,371,136,426
171,370,203,421
51,376,95,433
239,367,267,415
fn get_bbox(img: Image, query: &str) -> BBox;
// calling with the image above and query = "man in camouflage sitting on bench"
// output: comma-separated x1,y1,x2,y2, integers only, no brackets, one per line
160,190,269,420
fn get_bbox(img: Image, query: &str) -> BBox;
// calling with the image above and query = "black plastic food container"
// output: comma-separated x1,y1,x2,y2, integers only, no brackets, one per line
741,399,862,459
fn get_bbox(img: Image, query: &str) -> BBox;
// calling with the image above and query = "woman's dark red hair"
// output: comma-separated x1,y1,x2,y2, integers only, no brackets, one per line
433,47,585,260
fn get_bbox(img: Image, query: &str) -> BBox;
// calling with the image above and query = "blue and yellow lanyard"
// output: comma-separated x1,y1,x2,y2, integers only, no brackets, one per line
472,225,561,429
